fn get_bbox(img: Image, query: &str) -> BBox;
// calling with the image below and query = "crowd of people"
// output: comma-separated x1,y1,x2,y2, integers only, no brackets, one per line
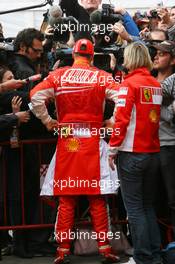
0,0,175,264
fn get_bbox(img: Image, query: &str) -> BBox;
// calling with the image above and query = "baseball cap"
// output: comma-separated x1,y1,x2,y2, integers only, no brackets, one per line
153,40,175,57
73,39,94,56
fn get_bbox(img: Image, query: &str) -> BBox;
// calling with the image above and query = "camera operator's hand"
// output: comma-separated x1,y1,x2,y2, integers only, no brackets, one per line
103,118,114,129
109,54,117,71
66,31,75,48
44,25,54,38
45,119,58,131
11,96,22,114
114,7,126,15
15,111,30,123
158,21,169,31
0,79,26,93
157,7,173,27
113,22,131,42
52,60,61,70
43,25,54,46
139,27,150,39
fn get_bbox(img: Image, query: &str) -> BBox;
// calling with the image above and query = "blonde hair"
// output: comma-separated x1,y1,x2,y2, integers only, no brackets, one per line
123,42,153,72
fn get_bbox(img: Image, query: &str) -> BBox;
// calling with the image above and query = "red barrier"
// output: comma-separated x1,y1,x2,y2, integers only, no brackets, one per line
0,138,57,231
0,138,172,247
0,139,123,232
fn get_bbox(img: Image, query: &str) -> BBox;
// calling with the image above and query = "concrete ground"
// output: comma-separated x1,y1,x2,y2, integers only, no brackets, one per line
1,255,130,264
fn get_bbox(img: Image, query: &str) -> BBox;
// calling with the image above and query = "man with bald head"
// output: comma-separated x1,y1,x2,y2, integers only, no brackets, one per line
78,0,102,13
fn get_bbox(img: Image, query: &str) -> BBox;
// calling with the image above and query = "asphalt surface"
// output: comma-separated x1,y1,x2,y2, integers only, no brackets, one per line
1,255,130,264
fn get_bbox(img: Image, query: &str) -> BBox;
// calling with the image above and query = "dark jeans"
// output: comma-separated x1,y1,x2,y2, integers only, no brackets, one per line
117,152,161,264
160,145,175,239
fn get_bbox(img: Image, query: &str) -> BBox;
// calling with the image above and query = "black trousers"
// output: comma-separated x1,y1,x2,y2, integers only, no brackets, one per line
160,145,175,239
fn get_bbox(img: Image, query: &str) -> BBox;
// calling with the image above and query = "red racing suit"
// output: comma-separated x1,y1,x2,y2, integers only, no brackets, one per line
30,59,118,251
30,61,118,196
109,67,162,154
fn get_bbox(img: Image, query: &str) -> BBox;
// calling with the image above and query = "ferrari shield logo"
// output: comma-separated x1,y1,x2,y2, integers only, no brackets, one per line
144,89,151,102
141,87,153,104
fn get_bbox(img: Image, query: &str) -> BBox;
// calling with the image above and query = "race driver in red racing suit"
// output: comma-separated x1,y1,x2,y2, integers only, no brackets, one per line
30,39,119,264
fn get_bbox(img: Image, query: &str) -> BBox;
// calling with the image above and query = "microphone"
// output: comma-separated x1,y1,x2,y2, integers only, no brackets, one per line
24,74,42,83
48,5,63,26
24,72,48,83
108,31,118,42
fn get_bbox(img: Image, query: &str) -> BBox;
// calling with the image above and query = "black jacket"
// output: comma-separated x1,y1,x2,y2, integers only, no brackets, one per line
60,0,92,40
0,114,18,131
6,54,54,139
8,54,36,92
0,113,18,141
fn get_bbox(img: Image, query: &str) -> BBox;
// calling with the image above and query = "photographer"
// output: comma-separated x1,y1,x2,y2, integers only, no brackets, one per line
140,6,175,42
78,1,140,36
59,0,139,42
1,28,56,258
168,6,175,41
43,1,140,74
152,41,175,243
8,28,44,92
170,6,175,24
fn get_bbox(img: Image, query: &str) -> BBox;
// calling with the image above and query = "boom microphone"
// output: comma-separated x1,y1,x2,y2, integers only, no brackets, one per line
48,5,63,26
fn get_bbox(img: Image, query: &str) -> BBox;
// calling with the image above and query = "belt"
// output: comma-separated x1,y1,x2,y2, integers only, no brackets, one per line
58,122,102,138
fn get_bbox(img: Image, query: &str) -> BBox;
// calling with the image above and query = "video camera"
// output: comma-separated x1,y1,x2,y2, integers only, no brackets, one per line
54,43,124,72
51,16,79,43
101,4,123,24
46,5,80,43
0,38,14,50
94,45,124,71
0,38,14,65
47,3,124,72
90,4,123,47
148,9,160,19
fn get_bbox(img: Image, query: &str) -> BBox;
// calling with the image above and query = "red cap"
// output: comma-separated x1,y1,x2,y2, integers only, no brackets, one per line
73,39,94,56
